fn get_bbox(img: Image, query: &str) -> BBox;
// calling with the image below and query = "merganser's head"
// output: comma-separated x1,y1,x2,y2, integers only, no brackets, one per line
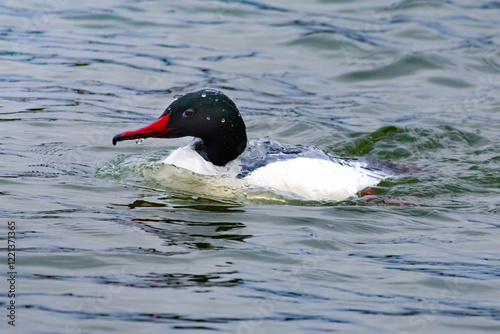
112,89,247,166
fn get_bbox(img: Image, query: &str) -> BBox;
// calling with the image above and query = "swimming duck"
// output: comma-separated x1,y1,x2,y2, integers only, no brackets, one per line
112,89,390,201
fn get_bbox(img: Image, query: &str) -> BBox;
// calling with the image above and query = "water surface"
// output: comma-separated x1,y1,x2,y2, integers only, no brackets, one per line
1,0,500,333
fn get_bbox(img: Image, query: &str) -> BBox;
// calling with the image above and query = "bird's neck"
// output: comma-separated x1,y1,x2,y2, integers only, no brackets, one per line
200,132,247,167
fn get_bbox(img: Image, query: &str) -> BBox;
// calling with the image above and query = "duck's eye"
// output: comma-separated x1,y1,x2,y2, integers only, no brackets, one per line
182,108,195,118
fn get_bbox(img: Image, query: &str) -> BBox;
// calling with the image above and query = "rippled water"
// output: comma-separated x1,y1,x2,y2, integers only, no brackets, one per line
1,0,500,333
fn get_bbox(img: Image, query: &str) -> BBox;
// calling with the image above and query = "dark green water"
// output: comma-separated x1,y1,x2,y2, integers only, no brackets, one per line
1,0,500,333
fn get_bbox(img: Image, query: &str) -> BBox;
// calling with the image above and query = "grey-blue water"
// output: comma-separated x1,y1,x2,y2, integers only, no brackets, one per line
1,0,500,333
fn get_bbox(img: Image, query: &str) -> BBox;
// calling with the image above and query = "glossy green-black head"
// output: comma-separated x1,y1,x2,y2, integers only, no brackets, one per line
113,89,247,166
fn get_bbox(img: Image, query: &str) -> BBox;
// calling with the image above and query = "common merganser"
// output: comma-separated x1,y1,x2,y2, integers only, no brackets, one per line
112,89,392,201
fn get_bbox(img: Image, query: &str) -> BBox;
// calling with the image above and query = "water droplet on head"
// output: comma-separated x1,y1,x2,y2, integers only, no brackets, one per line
215,98,219,102
221,118,225,123
173,94,182,100
206,116,211,121
135,138,144,145
201,92,207,97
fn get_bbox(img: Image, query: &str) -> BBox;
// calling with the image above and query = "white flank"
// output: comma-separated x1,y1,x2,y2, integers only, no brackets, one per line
244,157,384,201
151,146,386,201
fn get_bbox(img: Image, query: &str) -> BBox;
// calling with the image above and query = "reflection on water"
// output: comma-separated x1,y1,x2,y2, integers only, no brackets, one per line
1,0,500,333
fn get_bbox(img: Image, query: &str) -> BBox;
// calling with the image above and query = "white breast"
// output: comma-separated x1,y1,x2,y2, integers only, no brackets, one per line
161,145,240,177
244,157,384,201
